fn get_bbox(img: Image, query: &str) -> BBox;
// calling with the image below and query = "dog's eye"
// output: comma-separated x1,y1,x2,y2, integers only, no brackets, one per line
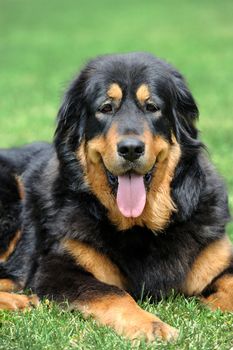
99,104,113,114
146,103,159,113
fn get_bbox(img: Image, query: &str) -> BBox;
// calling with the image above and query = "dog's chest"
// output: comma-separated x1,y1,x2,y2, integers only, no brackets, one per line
106,229,191,300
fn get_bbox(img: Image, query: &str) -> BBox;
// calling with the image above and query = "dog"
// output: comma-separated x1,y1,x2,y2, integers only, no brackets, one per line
0,52,232,342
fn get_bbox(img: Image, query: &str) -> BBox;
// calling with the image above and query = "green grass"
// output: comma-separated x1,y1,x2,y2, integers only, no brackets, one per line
0,0,233,349
0,296,233,350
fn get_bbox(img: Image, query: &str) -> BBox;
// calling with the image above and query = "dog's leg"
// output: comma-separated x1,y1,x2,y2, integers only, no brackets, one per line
0,278,20,292
181,235,233,311
0,279,39,310
200,269,233,311
0,292,39,310
33,254,178,342
75,292,178,342
0,279,38,311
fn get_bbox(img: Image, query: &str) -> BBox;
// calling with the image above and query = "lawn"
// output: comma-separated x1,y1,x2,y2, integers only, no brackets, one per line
0,0,233,349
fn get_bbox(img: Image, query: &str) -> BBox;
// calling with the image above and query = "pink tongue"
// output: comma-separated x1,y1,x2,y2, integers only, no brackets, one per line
116,174,146,218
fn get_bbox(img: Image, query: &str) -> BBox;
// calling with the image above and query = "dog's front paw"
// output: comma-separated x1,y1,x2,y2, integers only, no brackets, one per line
77,294,179,343
0,292,39,310
151,320,179,341
122,309,179,342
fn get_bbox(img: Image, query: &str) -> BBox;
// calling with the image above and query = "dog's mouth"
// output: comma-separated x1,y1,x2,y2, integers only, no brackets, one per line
105,166,155,218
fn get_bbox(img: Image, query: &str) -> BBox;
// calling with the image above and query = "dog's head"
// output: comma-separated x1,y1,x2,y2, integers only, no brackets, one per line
55,53,200,231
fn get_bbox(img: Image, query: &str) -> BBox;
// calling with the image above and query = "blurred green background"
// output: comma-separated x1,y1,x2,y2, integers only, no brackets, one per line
0,1,233,349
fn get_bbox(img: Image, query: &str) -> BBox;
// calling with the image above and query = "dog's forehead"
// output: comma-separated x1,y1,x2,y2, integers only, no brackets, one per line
86,56,172,102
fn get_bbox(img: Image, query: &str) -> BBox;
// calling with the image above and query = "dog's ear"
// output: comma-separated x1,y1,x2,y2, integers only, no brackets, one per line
53,74,90,192
169,69,204,218
170,70,201,151
54,75,87,153
171,155,205,221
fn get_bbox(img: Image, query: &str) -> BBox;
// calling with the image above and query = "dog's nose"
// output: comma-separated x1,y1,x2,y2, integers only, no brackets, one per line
117,138,145,161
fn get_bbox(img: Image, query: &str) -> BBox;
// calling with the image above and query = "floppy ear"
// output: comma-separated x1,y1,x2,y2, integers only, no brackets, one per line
170,70,201,151
171,154,205,221
54,75,87,155
53,74,90,193
169,70,205,219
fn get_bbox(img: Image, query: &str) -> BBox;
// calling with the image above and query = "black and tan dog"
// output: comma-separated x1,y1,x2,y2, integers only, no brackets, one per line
0,52,232,342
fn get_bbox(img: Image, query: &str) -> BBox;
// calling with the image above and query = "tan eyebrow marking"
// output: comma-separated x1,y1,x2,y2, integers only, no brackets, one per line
136,84,150,104
107,83,123,101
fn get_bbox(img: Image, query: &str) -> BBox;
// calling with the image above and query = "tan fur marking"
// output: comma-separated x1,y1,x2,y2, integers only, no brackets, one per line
0,279,20,292
0,292,39,310
0,230,21,263
182,236,233,296
136,84,150,104
201,274,233,311
86,124,119,169
77,141,87,167
15,176,25,200
77,131,180,232
62,239,126,289
107,83,123,101
72,293,178,341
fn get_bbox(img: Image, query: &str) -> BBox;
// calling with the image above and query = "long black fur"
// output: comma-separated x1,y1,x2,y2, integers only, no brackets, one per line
0,52,231,303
